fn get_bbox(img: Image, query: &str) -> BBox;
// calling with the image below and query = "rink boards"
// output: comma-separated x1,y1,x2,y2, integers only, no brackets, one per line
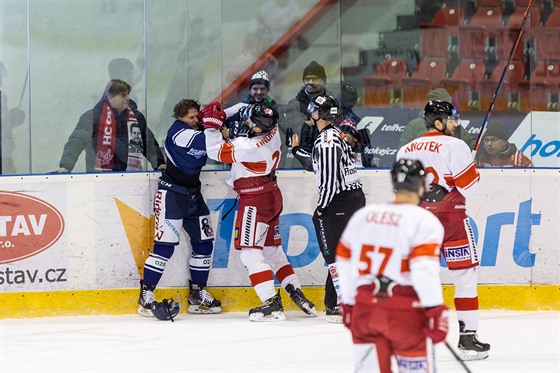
0,169,559,318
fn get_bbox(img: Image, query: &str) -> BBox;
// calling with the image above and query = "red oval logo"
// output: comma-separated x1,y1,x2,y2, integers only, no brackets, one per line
0,191,65,264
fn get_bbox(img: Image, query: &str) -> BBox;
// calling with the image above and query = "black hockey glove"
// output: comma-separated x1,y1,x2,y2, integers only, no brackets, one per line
229,121,252,139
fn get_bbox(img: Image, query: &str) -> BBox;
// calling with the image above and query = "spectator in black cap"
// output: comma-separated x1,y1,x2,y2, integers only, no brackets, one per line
281,61,332,167
476,121,533,167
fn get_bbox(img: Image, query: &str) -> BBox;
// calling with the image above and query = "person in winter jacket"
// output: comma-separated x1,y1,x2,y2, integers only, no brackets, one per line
476,121,533,167
53,79,165,173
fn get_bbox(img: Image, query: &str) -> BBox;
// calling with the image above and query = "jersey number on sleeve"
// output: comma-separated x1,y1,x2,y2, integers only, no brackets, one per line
358,245,393,276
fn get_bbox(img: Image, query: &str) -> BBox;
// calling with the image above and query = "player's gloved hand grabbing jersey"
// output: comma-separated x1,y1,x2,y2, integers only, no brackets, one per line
424,305,449,343
202,101,226,130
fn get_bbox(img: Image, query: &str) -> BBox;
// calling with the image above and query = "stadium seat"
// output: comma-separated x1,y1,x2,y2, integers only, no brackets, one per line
518,62,560,111
363,58,408,107
469,0,504,38
401,59,448,108
479,61,526,111
441,61,487,110
430,6,465,37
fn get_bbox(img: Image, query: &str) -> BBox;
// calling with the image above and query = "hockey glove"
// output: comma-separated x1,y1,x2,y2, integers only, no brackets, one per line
341,304,353,330
229,121,252,139
237,104,253,123
151,298,181,321
424,305,449,343
201,101,226,130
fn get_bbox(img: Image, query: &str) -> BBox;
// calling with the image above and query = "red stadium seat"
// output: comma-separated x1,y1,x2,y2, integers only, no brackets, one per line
363,58,408,107
479,61,526,111
432,6,465,36
441,61,487,110
518,62,560,111
401,59,448,108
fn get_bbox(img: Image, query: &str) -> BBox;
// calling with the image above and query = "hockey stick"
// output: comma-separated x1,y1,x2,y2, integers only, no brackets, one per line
472,0,535,159
445,342,473,373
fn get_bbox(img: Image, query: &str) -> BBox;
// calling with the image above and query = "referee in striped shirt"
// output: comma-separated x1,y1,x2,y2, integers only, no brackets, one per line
291,95,366,323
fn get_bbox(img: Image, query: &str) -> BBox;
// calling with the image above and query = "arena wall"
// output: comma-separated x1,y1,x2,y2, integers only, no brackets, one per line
0,169,558,318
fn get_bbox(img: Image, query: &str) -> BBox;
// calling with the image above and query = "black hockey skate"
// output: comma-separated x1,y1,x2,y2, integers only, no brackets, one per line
458,321,491,360
285,284,318,316
326,305,342,324
137,280,156,318
188,281,222,314
249,290,285,322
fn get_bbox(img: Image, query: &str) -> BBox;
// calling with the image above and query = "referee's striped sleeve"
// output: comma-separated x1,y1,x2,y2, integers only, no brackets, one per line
317,138,342,211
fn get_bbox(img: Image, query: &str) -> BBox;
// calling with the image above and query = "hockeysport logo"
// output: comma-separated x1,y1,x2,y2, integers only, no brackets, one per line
0,191,65,264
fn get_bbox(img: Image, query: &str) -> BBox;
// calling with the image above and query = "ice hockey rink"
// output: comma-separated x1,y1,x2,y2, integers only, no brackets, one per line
1,310,558,373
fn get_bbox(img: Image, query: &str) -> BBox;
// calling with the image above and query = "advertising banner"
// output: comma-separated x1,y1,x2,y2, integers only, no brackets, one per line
352,108,558,168
0,169,558,293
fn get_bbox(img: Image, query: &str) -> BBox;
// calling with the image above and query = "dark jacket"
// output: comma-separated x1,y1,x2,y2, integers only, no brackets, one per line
59,99,164,172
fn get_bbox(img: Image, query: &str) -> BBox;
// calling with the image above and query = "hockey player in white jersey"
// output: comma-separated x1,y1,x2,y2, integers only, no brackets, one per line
336,159,448,373
397,100,490,360
201,101,317,321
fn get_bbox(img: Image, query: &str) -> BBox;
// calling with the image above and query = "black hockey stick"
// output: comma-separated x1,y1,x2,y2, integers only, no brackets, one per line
472,0,535,159
445,342,473,373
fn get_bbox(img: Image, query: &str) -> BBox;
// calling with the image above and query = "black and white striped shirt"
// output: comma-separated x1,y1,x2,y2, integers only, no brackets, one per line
293,124,362,212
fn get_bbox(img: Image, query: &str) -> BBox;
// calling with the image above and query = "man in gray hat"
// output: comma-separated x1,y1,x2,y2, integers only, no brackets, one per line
399,88,475,149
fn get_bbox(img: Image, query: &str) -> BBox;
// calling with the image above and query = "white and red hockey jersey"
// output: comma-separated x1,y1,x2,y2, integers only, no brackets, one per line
397,132,480,198
336,202,445,308
205,126,282,186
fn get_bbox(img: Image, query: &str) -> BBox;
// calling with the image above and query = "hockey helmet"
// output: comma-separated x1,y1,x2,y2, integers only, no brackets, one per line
391,159,427,193
249,103,278,133
423,100,458,127
307,95,339,121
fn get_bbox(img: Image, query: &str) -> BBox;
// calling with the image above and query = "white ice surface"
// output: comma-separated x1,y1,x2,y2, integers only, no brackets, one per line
1,310,558,372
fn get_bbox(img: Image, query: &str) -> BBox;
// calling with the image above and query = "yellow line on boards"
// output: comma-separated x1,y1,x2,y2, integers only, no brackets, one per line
1,285,558,319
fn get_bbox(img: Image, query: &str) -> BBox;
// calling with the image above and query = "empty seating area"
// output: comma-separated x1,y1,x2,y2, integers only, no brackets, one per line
346,0,560,112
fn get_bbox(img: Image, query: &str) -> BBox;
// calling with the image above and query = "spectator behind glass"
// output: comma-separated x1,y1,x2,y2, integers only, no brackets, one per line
222,70,278,139
281,61,330,168
476,121,533,167
52,79,165,173
0,60,26,175
399,88,475,150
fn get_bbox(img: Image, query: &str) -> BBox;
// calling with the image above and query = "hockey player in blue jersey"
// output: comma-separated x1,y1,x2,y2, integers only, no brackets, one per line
138,99,221,320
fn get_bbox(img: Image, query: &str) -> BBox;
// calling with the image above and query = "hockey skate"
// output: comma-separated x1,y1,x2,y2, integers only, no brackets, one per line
457,321,491,360
285,284,318,316
249,290,286,322
188,282,222,314
326,305,342,324
137,280,156,318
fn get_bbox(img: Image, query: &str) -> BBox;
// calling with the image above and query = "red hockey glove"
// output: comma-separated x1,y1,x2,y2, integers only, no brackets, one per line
341,304,353,330
201,101,226,130
424,305,449,343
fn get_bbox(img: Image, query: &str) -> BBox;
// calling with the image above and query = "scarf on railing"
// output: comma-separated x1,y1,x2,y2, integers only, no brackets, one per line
94,102,142,172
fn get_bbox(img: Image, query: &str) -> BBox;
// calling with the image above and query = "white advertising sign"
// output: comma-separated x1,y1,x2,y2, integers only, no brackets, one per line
0,169,558,293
